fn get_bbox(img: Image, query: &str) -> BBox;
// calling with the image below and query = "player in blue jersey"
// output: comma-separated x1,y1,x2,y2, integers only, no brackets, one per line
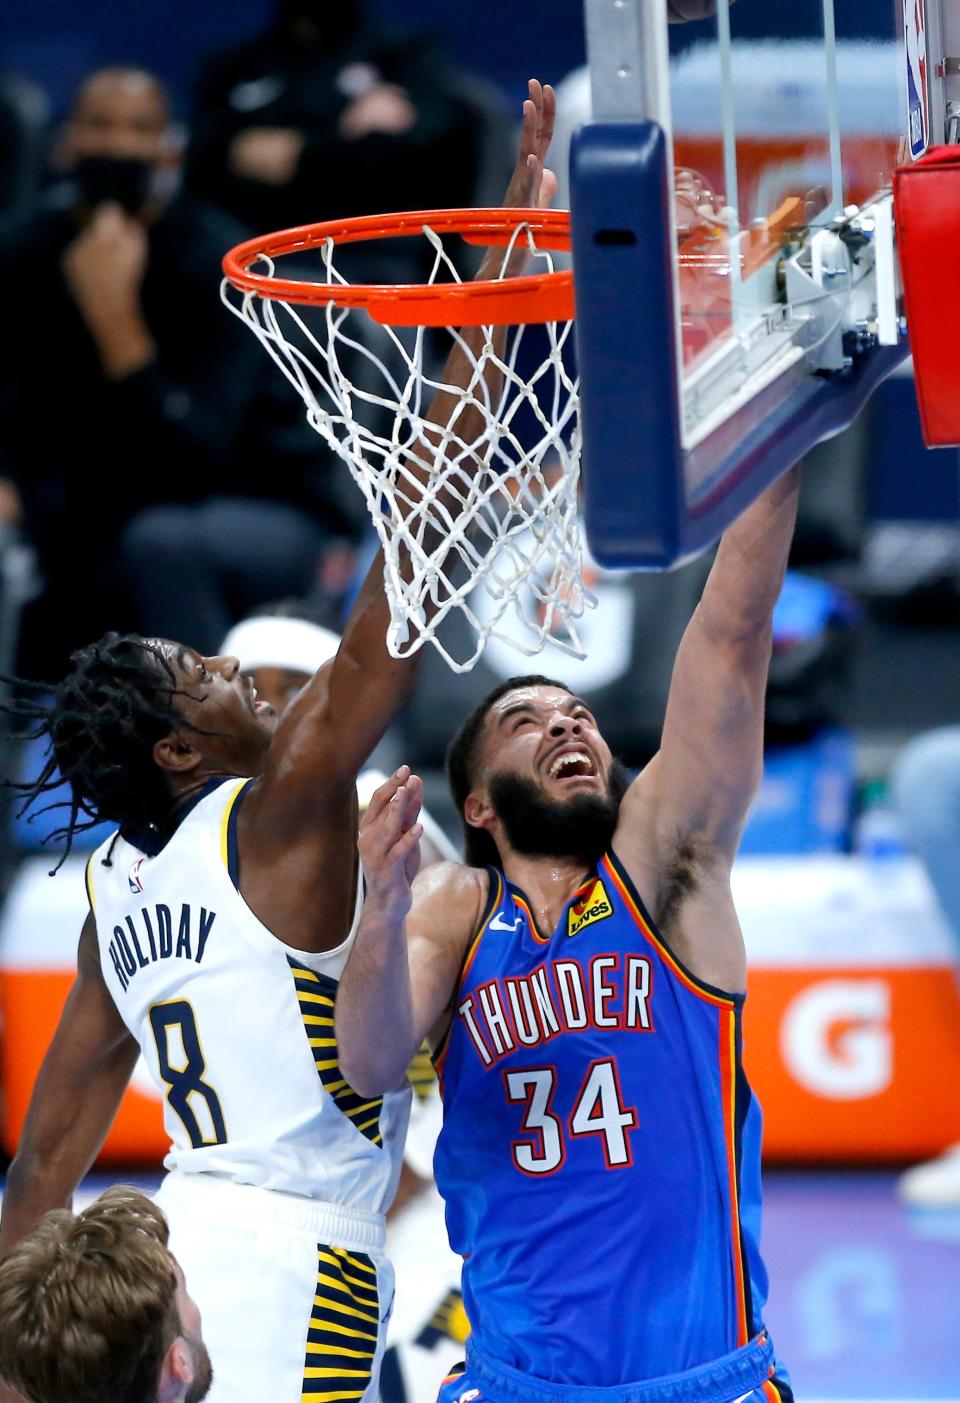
337,467,800,1403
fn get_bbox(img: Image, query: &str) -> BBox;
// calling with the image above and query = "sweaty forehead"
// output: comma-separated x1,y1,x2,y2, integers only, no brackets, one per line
488,686,576,727
149,639,197,681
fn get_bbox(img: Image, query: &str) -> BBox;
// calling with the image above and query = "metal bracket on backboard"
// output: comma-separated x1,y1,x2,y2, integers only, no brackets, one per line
583,0,672,127
573,1,910,570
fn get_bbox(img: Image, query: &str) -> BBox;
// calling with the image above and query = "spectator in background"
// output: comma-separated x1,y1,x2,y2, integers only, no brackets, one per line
892,729,960,1207
0,72,49,235
0,66,362,678
186,0,479,239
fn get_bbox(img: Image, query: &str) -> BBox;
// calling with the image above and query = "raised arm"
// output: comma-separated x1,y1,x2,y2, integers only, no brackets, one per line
615,468,800,985
252,83,557,836
0,915,139,1258
336,769,484,1097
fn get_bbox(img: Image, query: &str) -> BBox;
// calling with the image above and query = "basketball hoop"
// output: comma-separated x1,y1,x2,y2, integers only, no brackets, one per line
222,208,588,673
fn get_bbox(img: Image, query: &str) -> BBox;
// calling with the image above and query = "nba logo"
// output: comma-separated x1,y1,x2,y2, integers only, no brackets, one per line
904,0,929,160
128,858,145,894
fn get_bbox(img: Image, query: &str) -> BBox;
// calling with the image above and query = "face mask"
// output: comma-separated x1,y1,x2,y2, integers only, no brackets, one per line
73,155,155,215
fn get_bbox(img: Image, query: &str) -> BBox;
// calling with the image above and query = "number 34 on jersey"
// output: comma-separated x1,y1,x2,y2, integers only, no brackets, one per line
504,1058,638,1176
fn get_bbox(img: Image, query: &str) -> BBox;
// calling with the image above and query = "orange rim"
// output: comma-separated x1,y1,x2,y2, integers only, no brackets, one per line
221,206,574,327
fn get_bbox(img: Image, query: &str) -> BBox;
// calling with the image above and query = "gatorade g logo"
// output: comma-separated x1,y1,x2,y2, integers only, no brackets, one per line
568,879,613,938
780,978,892,1099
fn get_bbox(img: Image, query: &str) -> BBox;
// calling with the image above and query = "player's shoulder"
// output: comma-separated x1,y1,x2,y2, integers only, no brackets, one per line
411,860,489,933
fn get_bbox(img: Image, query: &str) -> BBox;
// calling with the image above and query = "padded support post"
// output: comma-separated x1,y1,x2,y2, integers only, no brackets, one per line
894,145,960,447
571,120,684,567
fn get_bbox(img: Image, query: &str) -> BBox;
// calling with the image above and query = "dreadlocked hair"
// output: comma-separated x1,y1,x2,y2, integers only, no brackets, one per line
2,633,195,872
445,675,572,868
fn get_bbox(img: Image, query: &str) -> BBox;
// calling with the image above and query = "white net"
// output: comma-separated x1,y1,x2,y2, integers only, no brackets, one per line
222,222,591,673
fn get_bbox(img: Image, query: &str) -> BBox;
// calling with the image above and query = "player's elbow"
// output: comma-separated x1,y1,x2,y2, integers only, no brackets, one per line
337,1028,406,1100
0,1151,69,1258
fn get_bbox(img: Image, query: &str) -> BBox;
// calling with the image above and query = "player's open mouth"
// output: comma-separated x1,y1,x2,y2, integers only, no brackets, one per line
247,685,270,715
546,748,597,782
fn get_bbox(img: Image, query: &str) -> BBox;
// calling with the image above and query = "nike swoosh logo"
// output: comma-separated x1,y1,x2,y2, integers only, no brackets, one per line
489,911,523,932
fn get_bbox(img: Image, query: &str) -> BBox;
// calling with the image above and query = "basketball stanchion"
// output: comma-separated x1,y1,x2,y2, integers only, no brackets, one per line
893,145,960,448
222,209,588,674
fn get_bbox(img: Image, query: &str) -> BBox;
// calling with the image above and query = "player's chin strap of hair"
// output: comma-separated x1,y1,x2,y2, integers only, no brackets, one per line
219,616,342,676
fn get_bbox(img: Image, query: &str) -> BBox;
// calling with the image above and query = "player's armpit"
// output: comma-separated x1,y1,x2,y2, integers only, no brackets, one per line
0,914,139,1258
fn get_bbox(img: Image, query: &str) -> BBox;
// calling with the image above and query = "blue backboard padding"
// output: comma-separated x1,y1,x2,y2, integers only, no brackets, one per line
570,122,909,570
570,121,684,568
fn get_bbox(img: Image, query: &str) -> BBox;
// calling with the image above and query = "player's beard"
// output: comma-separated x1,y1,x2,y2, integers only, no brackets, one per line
488,761,630,863
184,1332,214,1402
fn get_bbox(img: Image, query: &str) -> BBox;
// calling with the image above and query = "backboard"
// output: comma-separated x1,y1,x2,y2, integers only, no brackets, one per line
570,0,958,568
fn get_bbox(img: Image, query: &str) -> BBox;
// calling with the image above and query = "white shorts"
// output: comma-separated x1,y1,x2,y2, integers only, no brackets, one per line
155,1171,394,1403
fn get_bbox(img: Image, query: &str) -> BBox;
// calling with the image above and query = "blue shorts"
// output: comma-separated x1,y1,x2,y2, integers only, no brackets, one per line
436,1333,793,1403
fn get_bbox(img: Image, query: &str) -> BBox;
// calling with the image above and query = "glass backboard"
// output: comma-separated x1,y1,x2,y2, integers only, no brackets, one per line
569,0,944,568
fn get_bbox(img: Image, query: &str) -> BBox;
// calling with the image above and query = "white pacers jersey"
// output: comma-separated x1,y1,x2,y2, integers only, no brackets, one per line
87,776,409,1209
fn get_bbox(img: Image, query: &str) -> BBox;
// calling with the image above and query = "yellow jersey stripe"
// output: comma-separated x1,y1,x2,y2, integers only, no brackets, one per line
288,962,382,1148
302,1367,372,1379
301,1390,366,1402
330,1247,378,1277
306,1318,377,1344
84,854,97,912
312,1299,378,1325
218,779,248,870
314,1269,376,1304
720,1006,750,1347
304,1343,375,1360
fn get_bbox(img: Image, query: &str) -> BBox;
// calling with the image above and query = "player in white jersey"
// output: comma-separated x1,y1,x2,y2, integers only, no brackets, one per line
0,83,556,1403
218,604,468,1403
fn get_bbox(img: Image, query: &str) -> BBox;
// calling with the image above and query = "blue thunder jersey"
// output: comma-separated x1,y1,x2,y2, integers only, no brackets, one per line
433,850,770,1387
87,776,410,1209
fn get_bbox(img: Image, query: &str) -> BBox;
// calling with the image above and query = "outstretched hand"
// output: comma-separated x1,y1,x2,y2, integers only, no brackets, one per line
358,767,423,927
478,79,557,282
503,79,557,212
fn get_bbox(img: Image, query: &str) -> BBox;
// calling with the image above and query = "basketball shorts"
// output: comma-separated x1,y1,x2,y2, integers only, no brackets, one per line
155,1171,394,1403
435,1331,792,1403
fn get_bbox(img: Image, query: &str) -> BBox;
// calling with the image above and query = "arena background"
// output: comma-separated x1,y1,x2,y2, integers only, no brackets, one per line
1,2,959,1400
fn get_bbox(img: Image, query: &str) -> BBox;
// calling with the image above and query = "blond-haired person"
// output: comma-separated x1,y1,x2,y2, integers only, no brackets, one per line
0,1187,210,1403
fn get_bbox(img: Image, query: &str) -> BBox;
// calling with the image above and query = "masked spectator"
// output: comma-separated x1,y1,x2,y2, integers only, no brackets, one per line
0,66,362,677
186,0,479,241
